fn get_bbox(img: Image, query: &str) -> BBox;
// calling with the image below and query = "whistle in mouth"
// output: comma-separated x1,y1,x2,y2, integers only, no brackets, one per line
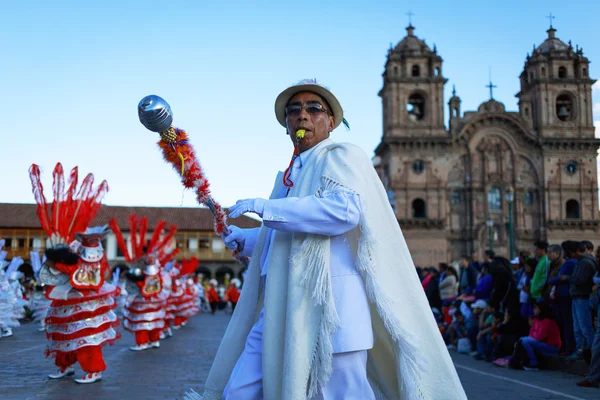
296,129,306,139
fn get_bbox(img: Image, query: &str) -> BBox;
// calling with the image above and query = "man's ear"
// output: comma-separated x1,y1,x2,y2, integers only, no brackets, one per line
328,116,335,132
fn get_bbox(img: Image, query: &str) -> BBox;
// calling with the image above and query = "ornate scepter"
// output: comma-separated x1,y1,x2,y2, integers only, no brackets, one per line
137,95,249,268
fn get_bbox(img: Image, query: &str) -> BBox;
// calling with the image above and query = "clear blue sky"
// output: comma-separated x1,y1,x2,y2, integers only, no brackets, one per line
2,0,599,208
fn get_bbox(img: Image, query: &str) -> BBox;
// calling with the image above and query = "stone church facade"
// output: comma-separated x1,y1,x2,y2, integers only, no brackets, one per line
375,24,599,267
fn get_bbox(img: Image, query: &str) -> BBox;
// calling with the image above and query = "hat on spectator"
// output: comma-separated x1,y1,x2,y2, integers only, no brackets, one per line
471,299,488,310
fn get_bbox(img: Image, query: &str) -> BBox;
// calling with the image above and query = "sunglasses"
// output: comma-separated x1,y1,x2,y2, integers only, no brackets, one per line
285,103,331,117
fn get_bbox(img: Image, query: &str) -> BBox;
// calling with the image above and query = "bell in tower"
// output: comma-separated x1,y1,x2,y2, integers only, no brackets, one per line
378,24,448,138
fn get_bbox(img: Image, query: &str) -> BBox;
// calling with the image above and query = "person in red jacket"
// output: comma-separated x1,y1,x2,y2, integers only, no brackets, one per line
519,302,562,371
225,280,241,312
207,279,221,315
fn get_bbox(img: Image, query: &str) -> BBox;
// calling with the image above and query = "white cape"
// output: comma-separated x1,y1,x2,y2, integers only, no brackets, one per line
187,142,466,400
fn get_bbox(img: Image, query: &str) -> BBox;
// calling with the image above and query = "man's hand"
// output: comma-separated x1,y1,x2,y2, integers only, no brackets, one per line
223,226,246,252
228,198,267,219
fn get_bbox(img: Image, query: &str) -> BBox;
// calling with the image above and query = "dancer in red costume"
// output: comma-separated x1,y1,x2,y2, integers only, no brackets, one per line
29,163,119,384
170,258,200,329
108,216,179,352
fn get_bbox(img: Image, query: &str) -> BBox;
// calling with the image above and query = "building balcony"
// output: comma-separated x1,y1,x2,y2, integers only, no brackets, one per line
547,220,600,230
398,218,445,229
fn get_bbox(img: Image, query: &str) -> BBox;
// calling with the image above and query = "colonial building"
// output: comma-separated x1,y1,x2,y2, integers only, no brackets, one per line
375,24,599,267
0,203,260,281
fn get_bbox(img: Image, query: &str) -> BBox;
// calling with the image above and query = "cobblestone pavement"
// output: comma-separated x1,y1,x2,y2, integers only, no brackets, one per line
1,314,598,400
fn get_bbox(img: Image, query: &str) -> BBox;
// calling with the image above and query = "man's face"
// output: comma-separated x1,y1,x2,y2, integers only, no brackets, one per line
548,251,559,262
535,247,545,258
285,92,335,153
460,258,468,268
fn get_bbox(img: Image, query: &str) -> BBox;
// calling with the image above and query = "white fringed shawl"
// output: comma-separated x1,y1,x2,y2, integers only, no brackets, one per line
186,142,467,400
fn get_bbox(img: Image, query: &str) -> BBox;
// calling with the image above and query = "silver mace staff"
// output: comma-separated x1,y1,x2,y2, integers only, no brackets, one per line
137,95,249,268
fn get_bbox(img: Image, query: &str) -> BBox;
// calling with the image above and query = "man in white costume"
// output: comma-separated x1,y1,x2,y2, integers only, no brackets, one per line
185,80,467,400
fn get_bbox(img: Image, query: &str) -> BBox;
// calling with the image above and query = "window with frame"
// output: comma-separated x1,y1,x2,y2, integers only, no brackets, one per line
412,65,420,77
412,199,427,219
451,191,461,205
558,66,567,78
524,191,534,206
566,200,580,219
488,186,502,211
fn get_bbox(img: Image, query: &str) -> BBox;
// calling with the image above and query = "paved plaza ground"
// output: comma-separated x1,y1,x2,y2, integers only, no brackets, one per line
0,313,597,400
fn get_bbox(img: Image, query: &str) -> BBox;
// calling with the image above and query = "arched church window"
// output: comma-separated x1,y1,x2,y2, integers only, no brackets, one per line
393,66,398,76
435,67,440,76
452,108,458,117
566,199,580,219
524,107,530,118
524,191,534,206
406,93,425,121
412,199,427,219
582,68,587,77
412,65,420,77
558,66,567,78
541,67,546,77
487,186,502,211
556,94,574,122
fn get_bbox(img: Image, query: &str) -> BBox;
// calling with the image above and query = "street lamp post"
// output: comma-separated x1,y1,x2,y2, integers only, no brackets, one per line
505,187,515,259
486,218,494,252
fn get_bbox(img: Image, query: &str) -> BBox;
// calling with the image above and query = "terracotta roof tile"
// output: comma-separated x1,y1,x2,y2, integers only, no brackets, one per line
0,203,261,232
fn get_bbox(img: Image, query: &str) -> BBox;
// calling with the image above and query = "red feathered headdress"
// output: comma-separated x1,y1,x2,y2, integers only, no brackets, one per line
108,215,179,267
29,163,108,247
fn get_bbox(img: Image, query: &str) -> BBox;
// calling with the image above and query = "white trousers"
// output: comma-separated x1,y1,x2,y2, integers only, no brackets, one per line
223,320,375,400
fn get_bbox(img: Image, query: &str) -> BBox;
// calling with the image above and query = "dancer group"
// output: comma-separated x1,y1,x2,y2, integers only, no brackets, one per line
0,163,206,384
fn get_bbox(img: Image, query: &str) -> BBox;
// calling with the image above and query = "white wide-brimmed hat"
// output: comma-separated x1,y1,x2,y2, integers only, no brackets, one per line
274,79,344,129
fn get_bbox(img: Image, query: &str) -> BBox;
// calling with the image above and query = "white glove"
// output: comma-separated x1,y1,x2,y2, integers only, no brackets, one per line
228,198,267,219
223,226,247,252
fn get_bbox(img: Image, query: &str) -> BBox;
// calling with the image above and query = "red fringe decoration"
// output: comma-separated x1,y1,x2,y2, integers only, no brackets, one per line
125,304,164,314
46,320,120,341
47,287,120,304
45,334,121,359
156,128,244,265
45,303,117,325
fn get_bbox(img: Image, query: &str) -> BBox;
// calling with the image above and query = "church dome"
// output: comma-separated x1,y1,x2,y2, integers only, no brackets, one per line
394,25,432,56
477,99,506,114
533,27,571,55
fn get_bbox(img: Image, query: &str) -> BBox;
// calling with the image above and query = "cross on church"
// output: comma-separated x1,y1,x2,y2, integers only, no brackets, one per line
547,12,555,28
486,68,497,100
406,10,415,25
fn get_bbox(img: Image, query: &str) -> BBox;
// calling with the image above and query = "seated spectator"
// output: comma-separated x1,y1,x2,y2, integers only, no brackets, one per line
492,306,525,361
510,302,562,371
468,300,487,354
446,311,469,350
474,303,501,361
